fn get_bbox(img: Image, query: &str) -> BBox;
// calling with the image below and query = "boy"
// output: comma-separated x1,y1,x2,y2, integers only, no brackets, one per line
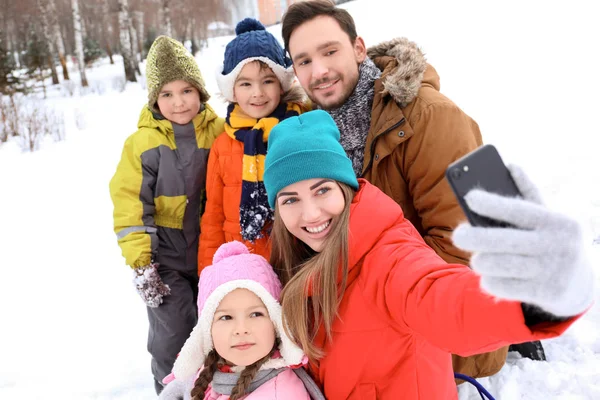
109,35,224,394
198,18,308,270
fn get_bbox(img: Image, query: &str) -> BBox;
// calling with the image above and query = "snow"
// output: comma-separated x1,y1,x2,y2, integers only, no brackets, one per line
1,0,599,399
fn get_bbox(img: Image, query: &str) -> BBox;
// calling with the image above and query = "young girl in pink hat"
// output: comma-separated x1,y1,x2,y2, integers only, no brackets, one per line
159,241,324,400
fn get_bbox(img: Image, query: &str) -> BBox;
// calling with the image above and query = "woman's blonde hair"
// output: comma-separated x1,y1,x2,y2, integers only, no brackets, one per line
269,182,355,362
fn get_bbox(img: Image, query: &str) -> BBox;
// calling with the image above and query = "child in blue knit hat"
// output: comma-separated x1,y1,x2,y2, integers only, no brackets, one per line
198,18,310,271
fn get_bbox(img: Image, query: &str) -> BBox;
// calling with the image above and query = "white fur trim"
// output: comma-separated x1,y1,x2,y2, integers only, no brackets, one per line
215,57,295,103
172,322,205,380
172,279,304,380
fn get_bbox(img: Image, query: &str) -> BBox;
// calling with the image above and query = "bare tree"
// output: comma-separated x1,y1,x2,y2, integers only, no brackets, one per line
48,0,70,80
128,11,141,71
78,1,87,40
101,0,115,64
167,0,227,50
161,0,173,37
71,0,88,87
37,0,60,85
134,11,145,60
118,0,137,82
0,0,231,90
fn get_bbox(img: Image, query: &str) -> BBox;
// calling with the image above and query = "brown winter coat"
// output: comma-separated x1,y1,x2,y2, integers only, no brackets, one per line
363,38,508,379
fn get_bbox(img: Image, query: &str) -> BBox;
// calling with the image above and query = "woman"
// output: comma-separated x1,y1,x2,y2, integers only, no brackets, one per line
262,110,593,400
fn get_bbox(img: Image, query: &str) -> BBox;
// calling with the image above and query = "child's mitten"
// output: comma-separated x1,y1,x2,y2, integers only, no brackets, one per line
158,378,191,400
133,263,171,308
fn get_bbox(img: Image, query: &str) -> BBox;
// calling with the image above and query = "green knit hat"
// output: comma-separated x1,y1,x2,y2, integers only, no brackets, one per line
264,110,359,208
145,36,210,114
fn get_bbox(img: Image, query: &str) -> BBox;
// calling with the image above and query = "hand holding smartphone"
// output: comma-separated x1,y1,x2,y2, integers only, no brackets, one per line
445,144,521,227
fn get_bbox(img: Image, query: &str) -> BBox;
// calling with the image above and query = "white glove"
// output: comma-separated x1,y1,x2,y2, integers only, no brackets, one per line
452,164,594,317
133,263,171,308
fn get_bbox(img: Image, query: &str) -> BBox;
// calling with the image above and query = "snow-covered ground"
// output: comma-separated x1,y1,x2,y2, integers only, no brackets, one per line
1,0,599,398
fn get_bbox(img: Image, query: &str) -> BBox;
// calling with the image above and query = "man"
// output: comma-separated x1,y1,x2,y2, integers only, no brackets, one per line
281,0,545,382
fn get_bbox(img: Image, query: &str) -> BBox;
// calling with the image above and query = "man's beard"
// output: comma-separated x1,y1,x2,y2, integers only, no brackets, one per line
308,74,358,111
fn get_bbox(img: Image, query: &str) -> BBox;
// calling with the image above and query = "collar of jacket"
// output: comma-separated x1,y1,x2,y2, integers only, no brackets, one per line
361,37,434,175
368,37,430,108
307,180,404,370
136,103,219,135
346,179,405,273
340,180,406,291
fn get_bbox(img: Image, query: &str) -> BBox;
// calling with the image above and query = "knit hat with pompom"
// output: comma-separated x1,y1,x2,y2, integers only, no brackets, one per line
145,35,210,115
171,241,304,380
216,18,294,102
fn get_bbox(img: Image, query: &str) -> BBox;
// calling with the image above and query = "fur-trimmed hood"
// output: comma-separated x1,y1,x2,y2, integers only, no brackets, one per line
367,37,433,108
281,84,308,105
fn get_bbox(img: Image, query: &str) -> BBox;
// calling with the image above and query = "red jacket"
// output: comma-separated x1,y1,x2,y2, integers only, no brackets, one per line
198,132,270,271
311,180,578,400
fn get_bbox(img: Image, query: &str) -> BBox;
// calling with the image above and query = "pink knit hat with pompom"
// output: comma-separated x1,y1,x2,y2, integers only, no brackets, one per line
196,241,281,312
172,241,304,380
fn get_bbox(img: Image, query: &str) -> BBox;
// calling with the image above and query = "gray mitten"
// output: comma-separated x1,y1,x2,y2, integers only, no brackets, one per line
452,164,594,317
158,378,191,400
133,263,171,308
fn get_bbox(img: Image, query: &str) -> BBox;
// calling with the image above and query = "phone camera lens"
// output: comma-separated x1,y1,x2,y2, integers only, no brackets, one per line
451,168,462,179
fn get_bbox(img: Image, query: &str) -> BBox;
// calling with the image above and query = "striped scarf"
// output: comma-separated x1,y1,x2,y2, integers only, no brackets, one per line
225,102,304,241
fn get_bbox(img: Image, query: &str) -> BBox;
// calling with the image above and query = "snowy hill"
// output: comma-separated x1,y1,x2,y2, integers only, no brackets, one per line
0,0,598,399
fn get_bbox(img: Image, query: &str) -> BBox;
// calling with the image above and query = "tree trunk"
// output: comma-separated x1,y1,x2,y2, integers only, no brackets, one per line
5,20,21,68
37,0,60,85
39,67,47,99
190,15,198,55
71,0,88,87
128,17,141,72
102,0,115,64
106,41,115,65
161,0,173,38
134,11,145,60
47,54,59,85
78,5,87,40
47,0,69,80
8,93,18,136
58,53,70,78
118,0,137,82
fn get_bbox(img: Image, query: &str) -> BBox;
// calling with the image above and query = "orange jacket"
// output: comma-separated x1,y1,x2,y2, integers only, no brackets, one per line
310,180,578,400
199,132,270,271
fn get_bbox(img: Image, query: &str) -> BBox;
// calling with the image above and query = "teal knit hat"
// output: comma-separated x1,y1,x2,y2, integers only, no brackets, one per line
264,110,359,208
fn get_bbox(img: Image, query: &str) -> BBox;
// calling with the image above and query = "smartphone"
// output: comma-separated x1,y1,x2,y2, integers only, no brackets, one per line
445,144,521,227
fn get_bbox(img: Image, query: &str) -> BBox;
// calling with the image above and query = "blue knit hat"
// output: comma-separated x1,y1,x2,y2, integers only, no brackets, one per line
216,18,294,102
264,110,359,208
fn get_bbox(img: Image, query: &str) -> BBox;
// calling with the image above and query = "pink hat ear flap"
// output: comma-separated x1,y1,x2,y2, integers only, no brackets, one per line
172,323,205,380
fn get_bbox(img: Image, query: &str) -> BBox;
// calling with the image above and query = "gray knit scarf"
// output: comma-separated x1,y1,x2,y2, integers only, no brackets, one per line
211,367,326,399
211,368,285,395
327,57,381,177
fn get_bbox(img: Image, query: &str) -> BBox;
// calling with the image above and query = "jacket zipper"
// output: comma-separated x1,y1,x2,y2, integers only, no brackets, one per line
361,118,406,178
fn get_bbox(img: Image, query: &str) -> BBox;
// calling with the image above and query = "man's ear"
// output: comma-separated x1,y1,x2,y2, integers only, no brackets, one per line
354,36,367,63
